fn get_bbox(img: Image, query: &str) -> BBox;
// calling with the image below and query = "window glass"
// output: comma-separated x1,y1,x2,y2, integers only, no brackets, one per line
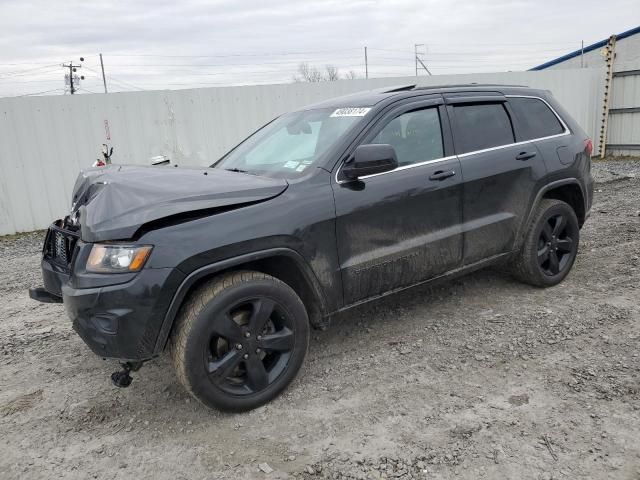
453,103,515,154
509,97,565,140
371,108,443,167
245,120,321,166
215,108,363,179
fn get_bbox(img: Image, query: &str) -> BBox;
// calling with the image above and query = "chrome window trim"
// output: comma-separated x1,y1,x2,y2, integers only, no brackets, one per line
334,95,570,184
456,95,570,158
335,155,457,184
456,132,569,159
505,94,570,135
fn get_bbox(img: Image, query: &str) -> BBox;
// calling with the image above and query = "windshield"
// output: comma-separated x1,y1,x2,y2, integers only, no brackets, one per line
214,107,368,178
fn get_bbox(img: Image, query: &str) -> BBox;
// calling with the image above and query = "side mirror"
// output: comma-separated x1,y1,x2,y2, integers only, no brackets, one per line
342,144,398,180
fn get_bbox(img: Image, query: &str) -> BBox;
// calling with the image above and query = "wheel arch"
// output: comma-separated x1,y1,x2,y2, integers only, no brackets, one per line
541,181,586,227
153,248,329,354
515,178,586,251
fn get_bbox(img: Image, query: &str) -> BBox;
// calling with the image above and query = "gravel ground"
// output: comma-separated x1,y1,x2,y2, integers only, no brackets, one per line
1,158,639,480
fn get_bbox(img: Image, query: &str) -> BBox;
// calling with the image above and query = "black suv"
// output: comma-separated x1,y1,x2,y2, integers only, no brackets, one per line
30,84,594,411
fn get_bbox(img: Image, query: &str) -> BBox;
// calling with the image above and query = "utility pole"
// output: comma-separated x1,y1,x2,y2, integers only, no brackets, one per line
414,44,432,76
63,57,84,94
99,53,108,93
580,40,584,68
364,46,368,79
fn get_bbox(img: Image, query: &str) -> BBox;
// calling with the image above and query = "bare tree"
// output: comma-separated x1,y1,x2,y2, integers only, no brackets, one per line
344,70,359,80
293,62,341,82
325,65,339,81
293,62,324,82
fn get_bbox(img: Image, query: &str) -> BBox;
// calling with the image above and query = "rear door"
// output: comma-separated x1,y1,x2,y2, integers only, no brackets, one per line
333,97,463,305
507,95,571,171
447,95,547,264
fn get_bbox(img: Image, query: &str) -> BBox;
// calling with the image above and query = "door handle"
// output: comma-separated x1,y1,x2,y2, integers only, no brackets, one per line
429,169,456,181
516,151,537,161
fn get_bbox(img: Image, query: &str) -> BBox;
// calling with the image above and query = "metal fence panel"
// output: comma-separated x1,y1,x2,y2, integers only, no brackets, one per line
608,64,640,156
0,68,610,235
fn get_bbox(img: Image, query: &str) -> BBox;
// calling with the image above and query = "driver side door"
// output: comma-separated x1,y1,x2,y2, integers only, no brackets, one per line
332,97,463,305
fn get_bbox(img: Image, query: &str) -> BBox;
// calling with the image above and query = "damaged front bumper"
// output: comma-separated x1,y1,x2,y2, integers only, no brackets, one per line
61,267,181,360
30,222,185,362
28,286,62,303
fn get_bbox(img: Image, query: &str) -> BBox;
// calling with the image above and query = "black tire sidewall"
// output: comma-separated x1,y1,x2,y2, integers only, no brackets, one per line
527,201,580,287
182,277,309,412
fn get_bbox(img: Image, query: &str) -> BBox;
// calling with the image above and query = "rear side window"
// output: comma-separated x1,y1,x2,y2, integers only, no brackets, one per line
453,103,515,154
508,97,565,140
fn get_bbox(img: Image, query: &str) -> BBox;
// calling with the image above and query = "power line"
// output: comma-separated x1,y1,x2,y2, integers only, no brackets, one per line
0,64,61,78
0,40,590,96
97,49,582,69
0,78,66,84
0,61,64,67
82,66,145,91
88,65,363,77
15,88,65,97
104,48,362,58
368,42,590,53
106,75,145,91
103,57,362,68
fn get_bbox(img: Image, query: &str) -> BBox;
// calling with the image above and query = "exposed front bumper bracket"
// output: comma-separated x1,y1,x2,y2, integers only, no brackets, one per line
28,287,63,304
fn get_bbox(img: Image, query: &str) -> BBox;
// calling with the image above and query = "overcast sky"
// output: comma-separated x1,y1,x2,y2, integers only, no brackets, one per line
0,0,637,97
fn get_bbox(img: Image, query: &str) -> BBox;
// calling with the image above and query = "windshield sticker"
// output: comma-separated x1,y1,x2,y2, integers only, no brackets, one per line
283,160,300,169
296,164,307,172
330,107,371,117
301,159,313,165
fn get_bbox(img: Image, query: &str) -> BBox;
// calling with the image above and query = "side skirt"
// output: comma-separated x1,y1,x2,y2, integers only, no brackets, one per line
333,251,512,315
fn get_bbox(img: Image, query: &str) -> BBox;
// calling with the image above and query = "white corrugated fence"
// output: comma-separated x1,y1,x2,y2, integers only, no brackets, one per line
0,68,616,235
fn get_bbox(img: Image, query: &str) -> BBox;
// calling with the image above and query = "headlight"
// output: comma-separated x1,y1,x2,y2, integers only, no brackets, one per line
86,244,153,273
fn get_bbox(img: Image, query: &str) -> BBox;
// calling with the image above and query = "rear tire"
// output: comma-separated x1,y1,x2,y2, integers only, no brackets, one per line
511,199,580,287
170,271,309,412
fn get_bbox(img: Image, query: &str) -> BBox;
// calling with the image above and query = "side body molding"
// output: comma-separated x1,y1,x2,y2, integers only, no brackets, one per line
152,248,329,354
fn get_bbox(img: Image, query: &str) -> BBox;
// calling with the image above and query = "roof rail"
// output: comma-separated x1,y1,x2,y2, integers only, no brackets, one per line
413,83,528,90
379,84,417,93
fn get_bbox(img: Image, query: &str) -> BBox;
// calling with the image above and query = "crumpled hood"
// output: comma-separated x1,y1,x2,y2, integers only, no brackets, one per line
71,165,288,242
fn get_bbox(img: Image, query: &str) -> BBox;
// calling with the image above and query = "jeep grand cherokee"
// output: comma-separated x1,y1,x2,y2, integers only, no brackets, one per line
30,84,594,411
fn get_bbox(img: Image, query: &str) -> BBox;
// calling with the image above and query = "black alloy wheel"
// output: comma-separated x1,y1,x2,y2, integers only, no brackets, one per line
205,297,295,395
537,212,577,276
511,198,580,287
170,271,309,412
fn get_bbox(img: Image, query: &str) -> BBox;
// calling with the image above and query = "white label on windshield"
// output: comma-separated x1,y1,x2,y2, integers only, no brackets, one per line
296,164,307,172
330,107,371,117
283,160,299,169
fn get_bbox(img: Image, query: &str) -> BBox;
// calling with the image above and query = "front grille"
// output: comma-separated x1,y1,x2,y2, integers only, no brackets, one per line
44,224,79,268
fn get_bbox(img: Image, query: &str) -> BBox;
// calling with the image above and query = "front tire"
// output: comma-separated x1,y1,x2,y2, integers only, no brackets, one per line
512,199,580,287
170,271,309,412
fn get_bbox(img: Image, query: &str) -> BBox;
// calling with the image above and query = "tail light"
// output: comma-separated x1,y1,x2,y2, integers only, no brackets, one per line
584,138,593,156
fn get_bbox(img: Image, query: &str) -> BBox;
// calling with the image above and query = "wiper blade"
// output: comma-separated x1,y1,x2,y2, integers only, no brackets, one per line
225,167,260,176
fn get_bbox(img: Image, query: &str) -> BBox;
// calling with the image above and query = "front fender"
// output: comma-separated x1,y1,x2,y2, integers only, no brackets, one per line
152,247,328,354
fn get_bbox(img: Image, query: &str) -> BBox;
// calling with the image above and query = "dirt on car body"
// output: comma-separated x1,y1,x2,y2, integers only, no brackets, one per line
1,158,639,479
